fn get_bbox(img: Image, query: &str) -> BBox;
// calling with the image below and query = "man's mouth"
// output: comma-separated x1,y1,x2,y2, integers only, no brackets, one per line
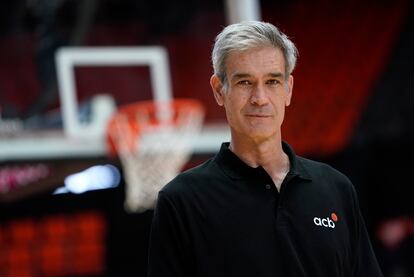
245,114,271,118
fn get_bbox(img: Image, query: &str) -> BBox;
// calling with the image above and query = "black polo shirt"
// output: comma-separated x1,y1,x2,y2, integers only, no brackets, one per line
147,142,383,277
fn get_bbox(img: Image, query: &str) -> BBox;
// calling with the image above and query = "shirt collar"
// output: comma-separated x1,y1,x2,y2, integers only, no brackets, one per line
214,141,312,181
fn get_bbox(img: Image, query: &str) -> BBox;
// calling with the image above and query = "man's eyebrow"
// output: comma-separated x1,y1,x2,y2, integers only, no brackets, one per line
268,72,285,79
230,72,285,80
230,73,251,80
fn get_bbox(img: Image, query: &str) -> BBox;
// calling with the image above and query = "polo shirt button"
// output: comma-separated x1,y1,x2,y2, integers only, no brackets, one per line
265,184,272,190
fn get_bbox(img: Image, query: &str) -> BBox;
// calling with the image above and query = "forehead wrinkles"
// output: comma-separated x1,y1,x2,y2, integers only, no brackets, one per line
226,47,285,78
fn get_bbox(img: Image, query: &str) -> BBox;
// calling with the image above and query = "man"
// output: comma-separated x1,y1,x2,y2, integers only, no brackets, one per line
147,21,383,277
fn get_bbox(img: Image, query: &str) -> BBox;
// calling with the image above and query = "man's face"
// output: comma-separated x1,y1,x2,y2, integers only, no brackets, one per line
211,46,293,143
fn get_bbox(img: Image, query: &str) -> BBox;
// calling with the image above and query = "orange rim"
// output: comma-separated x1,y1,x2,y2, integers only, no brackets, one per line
106,99,204,156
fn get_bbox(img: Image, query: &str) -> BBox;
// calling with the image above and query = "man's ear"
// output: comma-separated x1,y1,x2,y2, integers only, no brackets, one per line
210,75,225,106
285,75,294,107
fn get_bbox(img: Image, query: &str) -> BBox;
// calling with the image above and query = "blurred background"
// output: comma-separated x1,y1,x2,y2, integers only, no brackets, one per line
0,0,413,276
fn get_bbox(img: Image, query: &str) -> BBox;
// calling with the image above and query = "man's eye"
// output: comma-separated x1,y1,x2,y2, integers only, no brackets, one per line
238,80,251,85
267,79,281,85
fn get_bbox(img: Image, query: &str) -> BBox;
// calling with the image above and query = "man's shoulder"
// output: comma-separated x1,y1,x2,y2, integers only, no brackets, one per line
296,155,358,204
159,157,218,197
297,155,352,185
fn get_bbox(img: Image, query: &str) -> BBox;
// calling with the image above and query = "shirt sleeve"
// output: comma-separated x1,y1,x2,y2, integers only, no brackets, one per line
351,187,384,277
147,190,193,277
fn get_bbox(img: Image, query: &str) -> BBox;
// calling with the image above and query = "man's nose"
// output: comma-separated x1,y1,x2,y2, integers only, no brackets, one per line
250,85,268,105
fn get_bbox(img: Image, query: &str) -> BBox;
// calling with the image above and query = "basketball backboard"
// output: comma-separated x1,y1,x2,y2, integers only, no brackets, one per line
56,46,173,139
0,46,229,162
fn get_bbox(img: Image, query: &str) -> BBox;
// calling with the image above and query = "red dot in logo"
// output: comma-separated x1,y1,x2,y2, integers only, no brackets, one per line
331,213,338,222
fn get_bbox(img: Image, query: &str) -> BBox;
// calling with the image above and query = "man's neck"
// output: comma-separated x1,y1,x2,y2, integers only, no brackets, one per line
229,136,290,192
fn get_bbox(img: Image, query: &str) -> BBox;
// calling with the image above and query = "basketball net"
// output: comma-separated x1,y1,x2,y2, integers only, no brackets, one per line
107,99,204,213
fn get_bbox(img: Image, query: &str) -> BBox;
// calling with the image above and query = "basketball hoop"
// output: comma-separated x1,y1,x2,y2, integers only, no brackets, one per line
107,99,205,213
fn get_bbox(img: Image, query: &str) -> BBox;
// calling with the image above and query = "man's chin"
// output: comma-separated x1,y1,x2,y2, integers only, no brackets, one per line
244,129,278,142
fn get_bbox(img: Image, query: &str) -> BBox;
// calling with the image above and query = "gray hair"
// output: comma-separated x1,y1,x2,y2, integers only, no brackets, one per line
212,21,298,86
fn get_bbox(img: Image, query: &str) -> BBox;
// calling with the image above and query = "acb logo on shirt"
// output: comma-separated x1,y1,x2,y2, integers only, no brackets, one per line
313,213,338,228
